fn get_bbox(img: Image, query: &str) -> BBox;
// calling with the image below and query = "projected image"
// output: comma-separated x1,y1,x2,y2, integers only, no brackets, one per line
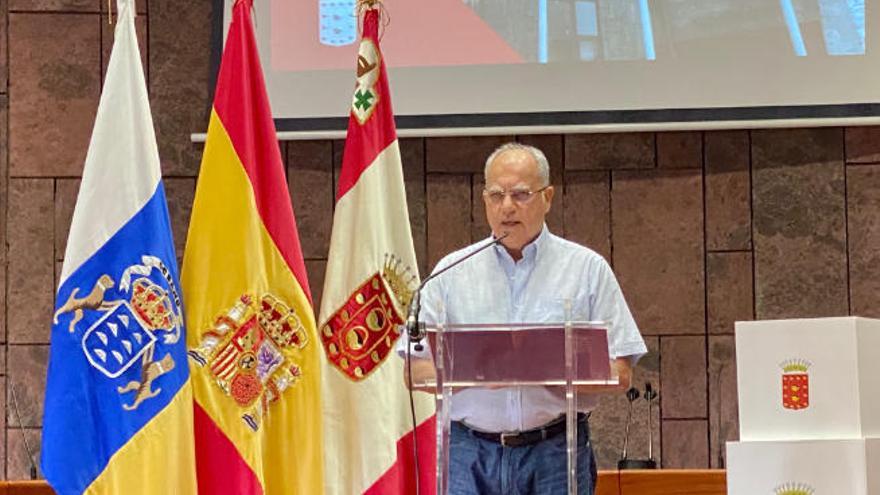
270,0,866,71
248,0,878,126
653,0,866,59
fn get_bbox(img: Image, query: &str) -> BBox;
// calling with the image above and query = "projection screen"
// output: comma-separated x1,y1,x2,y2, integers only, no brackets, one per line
214,0,879,136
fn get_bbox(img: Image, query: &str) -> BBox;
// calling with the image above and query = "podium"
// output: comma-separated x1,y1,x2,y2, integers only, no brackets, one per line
410,321,619,494
726,317,880,494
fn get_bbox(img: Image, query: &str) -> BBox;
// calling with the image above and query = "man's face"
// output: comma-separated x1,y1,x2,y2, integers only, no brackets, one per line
483,150,554,259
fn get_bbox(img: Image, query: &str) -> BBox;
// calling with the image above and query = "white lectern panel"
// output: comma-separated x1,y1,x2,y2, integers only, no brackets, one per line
868,439,880,494
736,317,880,441
727,438,879,495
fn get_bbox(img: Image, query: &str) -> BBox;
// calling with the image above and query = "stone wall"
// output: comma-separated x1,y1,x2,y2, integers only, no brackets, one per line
2,0,880,479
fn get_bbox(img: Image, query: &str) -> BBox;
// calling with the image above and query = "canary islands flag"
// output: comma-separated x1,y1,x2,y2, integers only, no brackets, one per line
41,0,196,493
182,0,323,493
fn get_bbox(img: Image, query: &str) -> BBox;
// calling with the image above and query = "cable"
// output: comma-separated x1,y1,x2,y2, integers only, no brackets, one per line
10,382,38,479
406,340,421,495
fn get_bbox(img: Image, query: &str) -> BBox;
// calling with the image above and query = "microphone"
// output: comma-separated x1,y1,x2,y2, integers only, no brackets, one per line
404,290,423,350
405,232,508,351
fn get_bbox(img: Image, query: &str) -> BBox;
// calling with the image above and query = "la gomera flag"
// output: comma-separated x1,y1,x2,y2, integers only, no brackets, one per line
319,7,436,495
182,0,322,493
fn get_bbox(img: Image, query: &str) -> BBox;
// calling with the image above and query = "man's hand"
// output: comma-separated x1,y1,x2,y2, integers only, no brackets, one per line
612,356,633,390
574,357,633,394
403,357,437,393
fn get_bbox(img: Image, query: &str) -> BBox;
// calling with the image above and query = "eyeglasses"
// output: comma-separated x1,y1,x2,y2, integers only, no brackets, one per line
483,185,550,205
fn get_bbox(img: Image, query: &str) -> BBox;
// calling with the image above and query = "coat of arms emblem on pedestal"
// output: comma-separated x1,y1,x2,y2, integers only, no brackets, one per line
780,358,811,411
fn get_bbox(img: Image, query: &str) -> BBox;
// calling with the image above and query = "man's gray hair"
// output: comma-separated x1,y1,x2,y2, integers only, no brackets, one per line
484,142,551,186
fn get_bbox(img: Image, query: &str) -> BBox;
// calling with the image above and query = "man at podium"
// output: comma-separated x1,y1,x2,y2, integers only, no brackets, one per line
405,143,648,495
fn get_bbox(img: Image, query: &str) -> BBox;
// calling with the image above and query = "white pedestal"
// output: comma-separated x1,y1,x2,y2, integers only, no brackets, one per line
726,438,880,495
735,317,880,441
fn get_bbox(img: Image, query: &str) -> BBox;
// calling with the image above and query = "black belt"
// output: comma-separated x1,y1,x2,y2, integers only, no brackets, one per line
457,413,588,448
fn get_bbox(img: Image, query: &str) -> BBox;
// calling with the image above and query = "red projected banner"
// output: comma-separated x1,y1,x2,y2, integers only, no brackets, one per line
269,0,522,71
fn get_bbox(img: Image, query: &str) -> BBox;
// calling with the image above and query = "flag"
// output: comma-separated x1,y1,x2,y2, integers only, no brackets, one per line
41,0,196,493
319,6,436,494
181,0,323,493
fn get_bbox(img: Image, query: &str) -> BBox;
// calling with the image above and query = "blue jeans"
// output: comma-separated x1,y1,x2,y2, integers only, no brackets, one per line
448,418,597,495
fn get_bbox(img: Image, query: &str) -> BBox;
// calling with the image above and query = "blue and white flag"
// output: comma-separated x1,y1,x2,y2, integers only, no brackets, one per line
41,1,196,493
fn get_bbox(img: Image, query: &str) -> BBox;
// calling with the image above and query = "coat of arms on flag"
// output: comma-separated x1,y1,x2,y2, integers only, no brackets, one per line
321,255,416,381
189,293,308,431
780,358,811,410
53,256,182,411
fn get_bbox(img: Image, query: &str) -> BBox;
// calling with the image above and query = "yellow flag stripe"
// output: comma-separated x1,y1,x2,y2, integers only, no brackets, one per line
84,381,197,494
183,111,323,494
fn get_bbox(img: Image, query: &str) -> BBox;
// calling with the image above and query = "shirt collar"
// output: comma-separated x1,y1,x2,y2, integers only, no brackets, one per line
492,223,549,265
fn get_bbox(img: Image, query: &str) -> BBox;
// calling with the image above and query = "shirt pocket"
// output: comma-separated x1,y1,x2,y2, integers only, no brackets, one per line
526,296,590,323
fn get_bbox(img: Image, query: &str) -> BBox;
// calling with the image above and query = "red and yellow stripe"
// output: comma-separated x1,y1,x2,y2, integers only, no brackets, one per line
182,1,322,493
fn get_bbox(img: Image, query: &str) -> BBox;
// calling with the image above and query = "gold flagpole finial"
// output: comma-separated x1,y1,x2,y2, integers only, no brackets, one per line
356,0,390,38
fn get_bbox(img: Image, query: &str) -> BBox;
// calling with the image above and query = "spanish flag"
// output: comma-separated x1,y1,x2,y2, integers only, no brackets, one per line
182,0,322,493
319,6,436,494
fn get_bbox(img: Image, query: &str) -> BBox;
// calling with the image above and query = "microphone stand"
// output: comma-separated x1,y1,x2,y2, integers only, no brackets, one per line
403,232,509,495
405,232,509,351
617,382,658,470
618,387,640,467
645,382,659,466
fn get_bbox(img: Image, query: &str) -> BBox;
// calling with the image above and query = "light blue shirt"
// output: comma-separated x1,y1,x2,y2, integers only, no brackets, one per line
406,225,647,432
